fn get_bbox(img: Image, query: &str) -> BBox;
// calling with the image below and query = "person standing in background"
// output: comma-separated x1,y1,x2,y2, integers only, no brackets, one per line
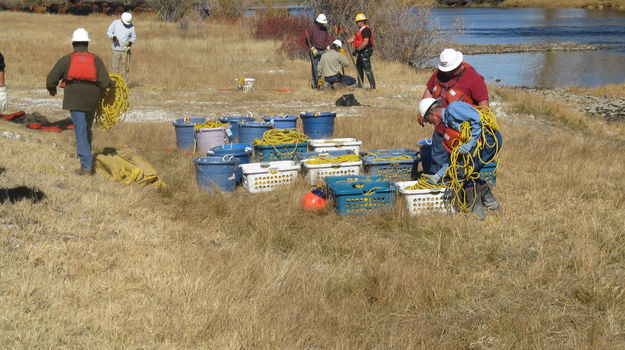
0,52,8,113
107,12,136,84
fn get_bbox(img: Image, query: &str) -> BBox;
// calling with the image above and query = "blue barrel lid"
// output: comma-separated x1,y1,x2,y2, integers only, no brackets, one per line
173,117,207,126
239,121,273,128
262,114,297,122
219,116,255,124
193,156,240,165
208,143,253,156
300,112,336,118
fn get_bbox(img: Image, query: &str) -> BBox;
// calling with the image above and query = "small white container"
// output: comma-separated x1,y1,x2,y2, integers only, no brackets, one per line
301,160,362,184
235,78,256,92
240,160,299,193
309,138,362,155
395,181,455,215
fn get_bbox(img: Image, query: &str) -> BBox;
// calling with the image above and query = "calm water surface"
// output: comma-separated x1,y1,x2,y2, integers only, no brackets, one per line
433,8,625,87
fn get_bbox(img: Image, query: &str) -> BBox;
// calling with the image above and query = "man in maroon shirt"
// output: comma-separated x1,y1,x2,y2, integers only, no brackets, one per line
418,48,489,178
305,14,333,89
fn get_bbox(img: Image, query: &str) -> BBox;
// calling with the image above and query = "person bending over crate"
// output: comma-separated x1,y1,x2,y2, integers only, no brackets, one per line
417,98,502,220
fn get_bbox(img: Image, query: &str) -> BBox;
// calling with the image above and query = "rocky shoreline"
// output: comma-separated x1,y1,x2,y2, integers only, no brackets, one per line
453,42,609,55
516,87,625,122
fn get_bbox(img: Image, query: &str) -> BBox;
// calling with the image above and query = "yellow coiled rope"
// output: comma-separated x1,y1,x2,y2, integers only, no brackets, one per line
304,154,361,164
406,175,448,190
194,121,229,129
363,152,413,162
253,129,309,146
96,73,129,130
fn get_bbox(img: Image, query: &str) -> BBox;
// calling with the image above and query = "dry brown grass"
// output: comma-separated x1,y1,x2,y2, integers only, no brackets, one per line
2,11,625,349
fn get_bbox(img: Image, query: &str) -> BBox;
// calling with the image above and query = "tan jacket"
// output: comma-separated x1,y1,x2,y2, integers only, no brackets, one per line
317,50,350,78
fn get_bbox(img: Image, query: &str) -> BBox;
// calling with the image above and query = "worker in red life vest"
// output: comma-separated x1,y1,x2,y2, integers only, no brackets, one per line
46,28,112,176
346,13,375,89
418,48,489,177
419,98,502,220
305,14,333,89
0,52,7,113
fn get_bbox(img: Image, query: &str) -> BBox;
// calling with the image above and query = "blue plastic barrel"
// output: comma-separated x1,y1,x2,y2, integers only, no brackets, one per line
417,138,433,174
238,121,273,144
193,156,240,192
173,117,207,150
219,116,255,142
299,112,336,139
208,143,253,184
262,115,297,129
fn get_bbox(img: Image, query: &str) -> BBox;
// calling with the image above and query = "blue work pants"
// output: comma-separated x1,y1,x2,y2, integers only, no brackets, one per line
325,74,357,86
70,110,95,170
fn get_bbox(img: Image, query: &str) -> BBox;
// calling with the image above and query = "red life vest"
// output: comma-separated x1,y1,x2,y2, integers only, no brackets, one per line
431,62,476,107
353,25,374,49
67,52,97,82
442,127,462,153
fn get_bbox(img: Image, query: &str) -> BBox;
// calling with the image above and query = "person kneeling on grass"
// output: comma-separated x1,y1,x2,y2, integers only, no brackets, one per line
418,98,503,220
317,40,356,90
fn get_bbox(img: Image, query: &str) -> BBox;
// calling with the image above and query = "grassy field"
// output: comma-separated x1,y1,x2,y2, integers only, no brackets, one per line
2,11,625,348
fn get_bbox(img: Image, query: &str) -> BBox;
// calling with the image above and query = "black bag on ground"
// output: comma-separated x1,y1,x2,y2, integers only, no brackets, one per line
335,94,361,107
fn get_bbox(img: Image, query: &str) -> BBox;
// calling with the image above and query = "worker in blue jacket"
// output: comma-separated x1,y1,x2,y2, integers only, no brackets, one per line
418,98,503,219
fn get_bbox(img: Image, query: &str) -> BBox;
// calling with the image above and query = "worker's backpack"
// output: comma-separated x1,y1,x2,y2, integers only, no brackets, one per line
335,94,361,107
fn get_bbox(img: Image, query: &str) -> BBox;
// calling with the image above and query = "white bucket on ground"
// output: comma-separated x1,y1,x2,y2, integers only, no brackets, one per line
195,127,227,154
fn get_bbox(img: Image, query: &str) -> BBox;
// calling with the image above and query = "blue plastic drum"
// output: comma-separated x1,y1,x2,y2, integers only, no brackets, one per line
238,121,273,144
193,156,240,192
219,116,255,142
299,112,336,139
262,115,297,129
173,117,207,150
208,143,253,184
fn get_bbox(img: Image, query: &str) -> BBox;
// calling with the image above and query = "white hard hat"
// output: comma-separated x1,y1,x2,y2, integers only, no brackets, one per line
419,98,438,119
121,12,133,25
315,14,328,24
71,28,90,42
438,48,463,72
332,39,342,48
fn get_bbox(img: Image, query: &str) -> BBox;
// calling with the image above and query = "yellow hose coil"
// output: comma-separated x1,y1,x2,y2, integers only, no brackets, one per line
253,129,309,146
96,73,129,130
304,154,361,164
194,121,229,129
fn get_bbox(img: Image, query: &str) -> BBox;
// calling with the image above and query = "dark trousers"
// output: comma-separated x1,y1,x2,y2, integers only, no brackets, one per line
310,51,325,88
356,47,375,89
325,74,356,86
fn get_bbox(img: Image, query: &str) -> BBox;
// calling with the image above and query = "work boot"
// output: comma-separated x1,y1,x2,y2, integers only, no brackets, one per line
74,168,94,176
464,186,486,220
480,184,501,211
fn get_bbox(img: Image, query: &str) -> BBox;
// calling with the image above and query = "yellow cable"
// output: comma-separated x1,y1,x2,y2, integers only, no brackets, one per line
96,73,129,130
304,154,361,164
253,129,308,146
194,121,229,129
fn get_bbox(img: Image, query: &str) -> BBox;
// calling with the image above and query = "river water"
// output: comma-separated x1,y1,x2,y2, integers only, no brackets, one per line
434,8,625,88
248,6,625,88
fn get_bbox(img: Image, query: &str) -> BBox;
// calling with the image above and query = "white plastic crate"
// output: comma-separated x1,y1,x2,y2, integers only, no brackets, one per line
395,181,455,215
301,160,362,184
309,138,362,155
240,161,299,193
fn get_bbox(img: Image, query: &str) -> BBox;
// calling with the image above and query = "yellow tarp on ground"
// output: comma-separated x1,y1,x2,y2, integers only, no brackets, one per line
95,147,166,188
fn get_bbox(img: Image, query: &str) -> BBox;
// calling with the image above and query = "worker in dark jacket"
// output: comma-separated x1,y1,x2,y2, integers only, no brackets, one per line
305,14,333,89
47,28,112,176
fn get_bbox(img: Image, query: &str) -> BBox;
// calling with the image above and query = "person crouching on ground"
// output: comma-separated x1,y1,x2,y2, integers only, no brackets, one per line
419,98,502,220
46,28,112,176
318,40,356,90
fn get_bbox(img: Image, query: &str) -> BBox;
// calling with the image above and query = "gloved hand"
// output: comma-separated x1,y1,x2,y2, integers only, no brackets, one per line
48,87,57,97
458,142,474,154
0,86,7,114
310,47,319,57
423,173,441,185
127,42,132,47
112,36,118,41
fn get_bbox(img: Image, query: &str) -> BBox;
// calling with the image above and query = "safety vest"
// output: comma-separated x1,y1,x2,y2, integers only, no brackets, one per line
353,25,374,49
67,52,97,82
431,62,476,107
442,127,462,153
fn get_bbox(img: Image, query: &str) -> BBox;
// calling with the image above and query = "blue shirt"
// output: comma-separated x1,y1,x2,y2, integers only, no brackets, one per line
107,19,136,51
435,101,482,177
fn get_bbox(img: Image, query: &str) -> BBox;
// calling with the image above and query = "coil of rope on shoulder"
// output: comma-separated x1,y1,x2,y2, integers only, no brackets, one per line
96,73,129,130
